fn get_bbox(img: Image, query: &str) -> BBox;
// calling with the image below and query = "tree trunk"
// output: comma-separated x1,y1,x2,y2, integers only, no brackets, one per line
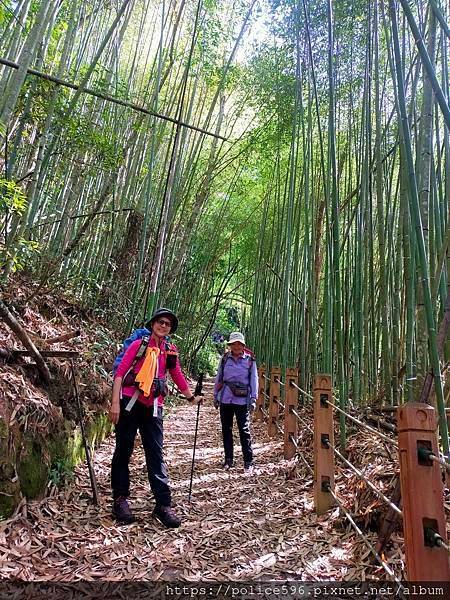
415,8,437,399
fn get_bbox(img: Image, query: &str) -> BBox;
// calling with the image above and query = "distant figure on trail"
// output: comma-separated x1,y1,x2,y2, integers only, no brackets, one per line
212,331,226,354
109,308,201,527
213,332,258,474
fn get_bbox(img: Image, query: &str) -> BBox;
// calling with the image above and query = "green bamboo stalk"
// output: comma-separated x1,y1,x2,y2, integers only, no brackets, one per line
389,0,449,454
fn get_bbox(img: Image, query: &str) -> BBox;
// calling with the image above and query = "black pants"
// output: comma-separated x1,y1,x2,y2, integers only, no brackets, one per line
111,397,171,506
220,403,253,465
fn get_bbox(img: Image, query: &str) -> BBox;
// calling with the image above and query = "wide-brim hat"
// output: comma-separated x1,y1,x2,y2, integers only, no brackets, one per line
227,331,245,345
145,308,178,333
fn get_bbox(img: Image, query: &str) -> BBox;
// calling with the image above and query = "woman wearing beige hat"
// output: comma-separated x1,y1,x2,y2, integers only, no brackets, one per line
213,332,258,473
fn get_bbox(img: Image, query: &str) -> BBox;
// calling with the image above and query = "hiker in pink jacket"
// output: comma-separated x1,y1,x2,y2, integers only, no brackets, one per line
109,308,200,528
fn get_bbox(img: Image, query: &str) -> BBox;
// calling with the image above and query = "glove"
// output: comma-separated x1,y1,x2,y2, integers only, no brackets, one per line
249,399,256,413
213,398,219,409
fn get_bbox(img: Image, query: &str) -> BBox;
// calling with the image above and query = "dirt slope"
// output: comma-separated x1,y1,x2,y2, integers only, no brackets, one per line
0,275,114,516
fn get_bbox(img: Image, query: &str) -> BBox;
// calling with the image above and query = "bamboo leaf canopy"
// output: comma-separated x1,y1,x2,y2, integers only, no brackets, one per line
0,0,448,453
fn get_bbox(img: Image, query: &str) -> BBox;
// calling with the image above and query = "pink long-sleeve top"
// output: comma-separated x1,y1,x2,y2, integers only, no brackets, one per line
115,336,189,407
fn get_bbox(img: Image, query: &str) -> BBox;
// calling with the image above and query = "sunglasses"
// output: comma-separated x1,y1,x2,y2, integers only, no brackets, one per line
156,318,172,328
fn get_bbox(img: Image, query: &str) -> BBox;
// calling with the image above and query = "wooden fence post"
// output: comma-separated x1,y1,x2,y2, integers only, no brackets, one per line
268,366,281,437
398,403,450,581
255,366,265,422
284,368,298,459
313,374,335,515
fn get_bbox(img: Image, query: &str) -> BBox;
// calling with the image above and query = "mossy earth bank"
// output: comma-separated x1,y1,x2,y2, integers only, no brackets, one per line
0,275,115,518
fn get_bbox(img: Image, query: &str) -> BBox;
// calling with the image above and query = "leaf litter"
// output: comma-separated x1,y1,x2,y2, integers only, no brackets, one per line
2,378,443,584
1,282,447,585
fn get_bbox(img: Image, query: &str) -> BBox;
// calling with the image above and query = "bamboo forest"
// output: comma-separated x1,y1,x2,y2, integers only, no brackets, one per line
0,0,449,589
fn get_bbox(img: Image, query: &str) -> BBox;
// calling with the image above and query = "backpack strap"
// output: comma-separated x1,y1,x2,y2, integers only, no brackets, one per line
246,352,254,382
244,346,255,359
218,352,232,383
133,335,150,364
122,335,150,386
163,340,178,354
122,337,153,411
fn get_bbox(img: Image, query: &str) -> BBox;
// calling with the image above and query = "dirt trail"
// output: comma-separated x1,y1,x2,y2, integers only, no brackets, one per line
0,381,371,583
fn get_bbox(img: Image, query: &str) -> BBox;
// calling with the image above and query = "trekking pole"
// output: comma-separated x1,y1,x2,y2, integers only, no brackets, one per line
188,373,204,503
69,360,99,506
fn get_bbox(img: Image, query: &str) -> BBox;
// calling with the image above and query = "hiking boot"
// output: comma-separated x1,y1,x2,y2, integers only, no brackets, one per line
113,496,136,524
244,463,254,475
223,460,234,470
153,505,181,528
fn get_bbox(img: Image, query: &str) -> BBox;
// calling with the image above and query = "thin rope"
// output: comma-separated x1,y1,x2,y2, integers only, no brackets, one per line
326,485,404,588
436,537,450,552
431,453,450,474
274,421,283,434
327,399,398,446
325,439,402,516
290,380,314,400
290,408,314,434
289,435,314,474
274,398,285,410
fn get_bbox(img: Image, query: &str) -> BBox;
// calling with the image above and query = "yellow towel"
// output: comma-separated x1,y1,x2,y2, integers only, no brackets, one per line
135,346,160,397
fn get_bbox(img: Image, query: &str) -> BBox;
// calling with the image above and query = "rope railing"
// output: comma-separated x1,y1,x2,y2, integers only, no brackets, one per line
263,374,270,381
256,367,450,580
289,380,314,401
259,370,392,461
289,434,314,474
366,413,397,434
323,439,402,517
431,452,450,474
289,385,398,448
261,407,268,418
274,420,283,435
274,397,285,410
326,399,398,446
290,383,397,449
325,484,404,587
424,527,450,552
290,407,314,434
436,537,450,553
